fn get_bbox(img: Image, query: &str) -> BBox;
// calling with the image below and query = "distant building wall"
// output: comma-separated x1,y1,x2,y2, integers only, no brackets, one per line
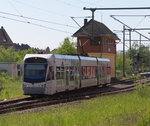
0,63,21,77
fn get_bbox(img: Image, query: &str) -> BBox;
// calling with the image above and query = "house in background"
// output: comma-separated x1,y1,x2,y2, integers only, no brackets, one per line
0,62,21,77
0,26,13,48
73,19,119,78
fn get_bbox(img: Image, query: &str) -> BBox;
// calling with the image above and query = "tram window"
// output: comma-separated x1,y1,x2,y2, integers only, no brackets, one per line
91,66,97,78
82,66,97,79
47,66,54,80
61,67,64,79
82,66,86,79
25,57,47,63
56,66,64,79
87,66,91,78
56,67,61,79
70,67,74,81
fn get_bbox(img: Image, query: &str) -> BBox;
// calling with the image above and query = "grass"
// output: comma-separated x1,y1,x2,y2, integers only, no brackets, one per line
1,74,150,125
1,86,150,126
0,73,24,100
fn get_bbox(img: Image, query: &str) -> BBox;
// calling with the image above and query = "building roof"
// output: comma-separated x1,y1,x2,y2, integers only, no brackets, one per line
0,26,13,45
73,19,119,40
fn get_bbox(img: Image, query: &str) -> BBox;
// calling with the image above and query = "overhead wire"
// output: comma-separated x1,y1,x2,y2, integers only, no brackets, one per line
75,0,99,7
55,0,81,9
0,15,73,34
0,11,78,28
7,0,29,22
134,16,147,29
12,0,69,17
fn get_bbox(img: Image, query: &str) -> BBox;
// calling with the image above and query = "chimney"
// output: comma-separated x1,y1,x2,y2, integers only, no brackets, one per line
84,19,88,25
1,26,3,29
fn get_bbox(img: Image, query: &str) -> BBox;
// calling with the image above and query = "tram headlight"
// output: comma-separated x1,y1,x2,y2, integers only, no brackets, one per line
23,83,29,87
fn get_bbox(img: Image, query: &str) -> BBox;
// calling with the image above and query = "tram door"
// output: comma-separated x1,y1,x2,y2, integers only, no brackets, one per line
66,65,80,90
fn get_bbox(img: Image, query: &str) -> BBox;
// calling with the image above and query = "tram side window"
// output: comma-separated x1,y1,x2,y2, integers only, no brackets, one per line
70,67,74,81
91,66,97,78
107,64,111,74
47,66,54,80
82,66,97,79
60,67,64,79
56,66,64,79
82,66,86,79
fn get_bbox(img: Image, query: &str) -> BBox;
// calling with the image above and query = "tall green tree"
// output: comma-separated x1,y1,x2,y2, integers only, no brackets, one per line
0,46,17,62
54,37,77,54
0,46,37,64
16,48,37,64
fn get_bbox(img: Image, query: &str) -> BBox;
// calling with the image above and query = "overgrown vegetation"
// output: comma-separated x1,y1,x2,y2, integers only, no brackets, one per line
52,37,77,55
0,46,37,100
0,46,37,64
0,73,149,125
0,73,23,100
1,85,150,126
116,42,150,76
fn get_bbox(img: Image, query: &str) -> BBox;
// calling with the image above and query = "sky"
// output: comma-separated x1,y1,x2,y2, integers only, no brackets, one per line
0,0,150,51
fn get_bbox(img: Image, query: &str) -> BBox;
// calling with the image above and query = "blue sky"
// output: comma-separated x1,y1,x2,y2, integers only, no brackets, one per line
0,0,150,51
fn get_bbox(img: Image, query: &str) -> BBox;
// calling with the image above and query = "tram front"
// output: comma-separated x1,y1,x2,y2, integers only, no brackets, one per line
23,55,48,95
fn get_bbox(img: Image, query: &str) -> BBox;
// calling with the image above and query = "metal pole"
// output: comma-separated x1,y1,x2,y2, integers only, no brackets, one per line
140,34,142,47
83,7,150,10
129,29,132,62
123,25,126,77
111,15,150,41
139,34,142,72
129,29,132,51
91,9,96,44
91,9,96,20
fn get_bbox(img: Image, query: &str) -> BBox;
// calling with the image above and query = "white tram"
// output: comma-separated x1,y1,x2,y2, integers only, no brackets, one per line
23,54,111,95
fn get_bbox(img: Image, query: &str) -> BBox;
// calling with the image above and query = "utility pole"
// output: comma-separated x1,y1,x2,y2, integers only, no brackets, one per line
123,26,126,77
129,29,132,51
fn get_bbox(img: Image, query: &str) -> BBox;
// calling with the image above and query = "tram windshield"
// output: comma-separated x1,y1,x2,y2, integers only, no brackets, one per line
24,64,47,83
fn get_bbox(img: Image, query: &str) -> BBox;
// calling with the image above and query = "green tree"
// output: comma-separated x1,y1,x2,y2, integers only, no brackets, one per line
128,42,150,72
116,52,123,73
0,46,17,62
16,48,37,64
54,37,77,54
116,42,150,76
0,46,37,64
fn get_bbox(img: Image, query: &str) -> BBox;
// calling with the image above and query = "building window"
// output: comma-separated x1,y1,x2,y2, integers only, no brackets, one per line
91,38,101,45
2,38,7,43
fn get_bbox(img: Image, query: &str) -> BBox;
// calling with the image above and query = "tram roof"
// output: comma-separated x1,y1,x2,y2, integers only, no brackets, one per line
24,54,110,62
54,54,79,60
24,54,53,60
97,58,110,62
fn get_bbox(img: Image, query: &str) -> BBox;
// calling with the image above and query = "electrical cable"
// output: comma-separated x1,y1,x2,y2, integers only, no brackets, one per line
134,16,147,29
0,15,73,34
12,0,69,17
55,0,81,9
0,11,78,28
7,0,29,22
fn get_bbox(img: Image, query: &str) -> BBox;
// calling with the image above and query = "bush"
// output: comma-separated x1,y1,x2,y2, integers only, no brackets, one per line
135,75,150,98
0,76,23,100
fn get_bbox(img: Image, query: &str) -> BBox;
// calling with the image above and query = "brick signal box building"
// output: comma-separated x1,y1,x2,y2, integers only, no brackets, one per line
73,19,119,78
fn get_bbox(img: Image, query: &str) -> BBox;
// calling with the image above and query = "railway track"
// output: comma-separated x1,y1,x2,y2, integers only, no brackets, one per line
0,78,149,115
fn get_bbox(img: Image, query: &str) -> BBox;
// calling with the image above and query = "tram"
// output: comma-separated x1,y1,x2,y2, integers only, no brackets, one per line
23,54,111,95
